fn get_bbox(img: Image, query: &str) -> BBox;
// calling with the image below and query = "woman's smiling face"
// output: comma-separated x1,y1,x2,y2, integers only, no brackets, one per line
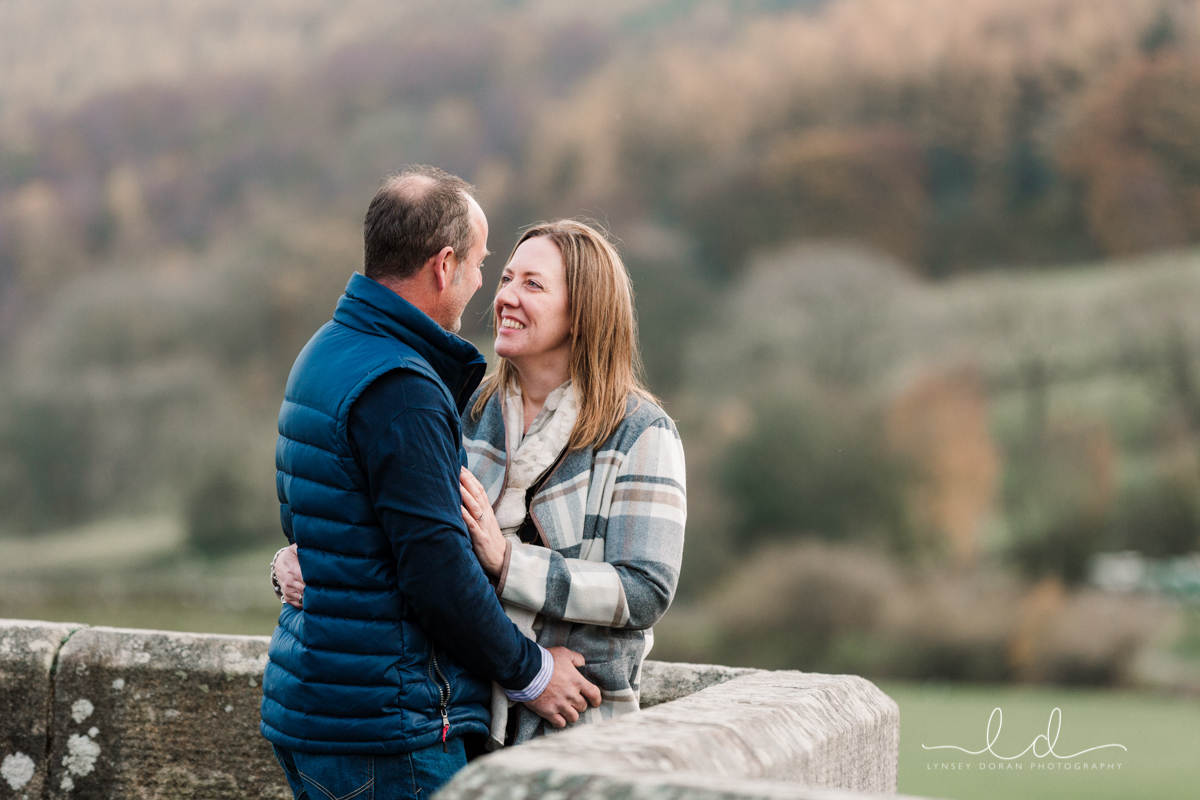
493,235,572,368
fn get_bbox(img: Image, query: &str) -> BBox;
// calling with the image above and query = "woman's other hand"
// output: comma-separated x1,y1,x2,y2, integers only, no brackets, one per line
273,543,306,609
460,467,507,578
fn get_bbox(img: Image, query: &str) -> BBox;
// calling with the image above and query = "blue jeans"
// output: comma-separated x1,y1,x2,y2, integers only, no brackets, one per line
272,738,466,800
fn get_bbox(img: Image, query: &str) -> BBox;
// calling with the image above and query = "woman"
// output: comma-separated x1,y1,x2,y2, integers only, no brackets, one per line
275,219,686,748
458,220,686,747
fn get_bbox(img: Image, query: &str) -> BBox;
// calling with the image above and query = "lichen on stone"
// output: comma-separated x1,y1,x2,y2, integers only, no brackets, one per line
1,752,35,790
62,734,100,777
70,699,94,724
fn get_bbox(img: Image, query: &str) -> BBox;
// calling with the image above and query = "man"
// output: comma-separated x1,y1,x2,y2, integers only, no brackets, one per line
261,167,601,800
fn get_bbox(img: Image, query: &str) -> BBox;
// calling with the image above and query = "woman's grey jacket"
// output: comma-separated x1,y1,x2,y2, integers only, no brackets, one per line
462,389,687,741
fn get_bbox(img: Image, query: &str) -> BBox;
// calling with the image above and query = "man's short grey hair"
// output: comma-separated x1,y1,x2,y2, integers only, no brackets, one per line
363,166,476,283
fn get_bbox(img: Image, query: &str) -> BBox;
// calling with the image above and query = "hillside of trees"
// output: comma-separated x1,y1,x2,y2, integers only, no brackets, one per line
3,0,1200,684
5,0,1200,539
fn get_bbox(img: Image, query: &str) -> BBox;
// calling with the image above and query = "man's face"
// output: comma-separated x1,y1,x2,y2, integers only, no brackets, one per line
441,196,488,333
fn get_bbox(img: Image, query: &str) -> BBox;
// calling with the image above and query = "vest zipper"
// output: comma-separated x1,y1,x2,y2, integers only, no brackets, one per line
428,648,452,752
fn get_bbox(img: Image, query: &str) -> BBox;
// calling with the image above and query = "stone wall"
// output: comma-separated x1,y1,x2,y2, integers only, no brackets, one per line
1,621,83,800
439,670,902,800
0,620,911,800
1,621,283,800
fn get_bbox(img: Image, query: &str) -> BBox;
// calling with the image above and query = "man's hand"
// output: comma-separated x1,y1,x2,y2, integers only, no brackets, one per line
273,544,306,609
523,647,602,728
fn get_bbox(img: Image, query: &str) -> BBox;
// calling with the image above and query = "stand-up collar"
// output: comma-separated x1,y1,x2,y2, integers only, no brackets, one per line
333,273,486,411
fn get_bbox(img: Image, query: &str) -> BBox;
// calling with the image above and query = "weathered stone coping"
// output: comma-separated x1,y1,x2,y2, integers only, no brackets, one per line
443,765,917,800
438,671,900,800
639,660,761,707
1,622,280,800
0,620,907,800
1,620,84,800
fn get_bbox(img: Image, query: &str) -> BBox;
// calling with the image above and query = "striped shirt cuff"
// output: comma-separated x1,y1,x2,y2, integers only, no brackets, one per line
504,645,553,703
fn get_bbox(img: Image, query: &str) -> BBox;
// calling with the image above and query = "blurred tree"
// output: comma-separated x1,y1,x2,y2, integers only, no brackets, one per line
1059,52,1200,256
1111,467,1200,558
622,236,714,395
1141,7,1177,55
886,366,1000,566
1005,422,1118,584
185,466,279,556
720,401,911,548
1011,514,1110,585
677,127,929,275
0,397,96,532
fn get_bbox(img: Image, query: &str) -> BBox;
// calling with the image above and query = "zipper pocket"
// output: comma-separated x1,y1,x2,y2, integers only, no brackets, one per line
427,648,452,752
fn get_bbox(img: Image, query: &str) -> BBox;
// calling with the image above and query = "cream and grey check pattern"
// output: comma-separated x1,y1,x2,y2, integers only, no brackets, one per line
462,390,686,742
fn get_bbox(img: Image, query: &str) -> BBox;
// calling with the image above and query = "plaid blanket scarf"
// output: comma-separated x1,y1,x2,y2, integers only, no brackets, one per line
461,387,687,742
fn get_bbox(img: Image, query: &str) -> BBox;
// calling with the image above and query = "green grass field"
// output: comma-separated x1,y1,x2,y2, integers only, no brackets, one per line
882,681,1200,800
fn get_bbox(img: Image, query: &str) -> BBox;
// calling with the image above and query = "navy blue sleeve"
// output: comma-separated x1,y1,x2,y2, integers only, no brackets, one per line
348,370,543,691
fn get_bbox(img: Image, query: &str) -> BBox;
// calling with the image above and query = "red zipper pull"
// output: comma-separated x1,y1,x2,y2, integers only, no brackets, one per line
442,712,450,752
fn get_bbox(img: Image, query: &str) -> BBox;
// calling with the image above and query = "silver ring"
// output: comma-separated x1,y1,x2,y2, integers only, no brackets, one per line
475,513,484,521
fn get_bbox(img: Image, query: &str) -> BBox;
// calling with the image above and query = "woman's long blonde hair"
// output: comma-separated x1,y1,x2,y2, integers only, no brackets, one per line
472,219,655,451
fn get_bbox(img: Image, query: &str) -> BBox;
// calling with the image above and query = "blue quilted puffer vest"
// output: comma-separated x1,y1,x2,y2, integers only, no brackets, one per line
260,273,489,754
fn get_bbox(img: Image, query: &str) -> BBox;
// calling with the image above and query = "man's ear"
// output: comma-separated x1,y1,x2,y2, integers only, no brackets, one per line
428,245,456,292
